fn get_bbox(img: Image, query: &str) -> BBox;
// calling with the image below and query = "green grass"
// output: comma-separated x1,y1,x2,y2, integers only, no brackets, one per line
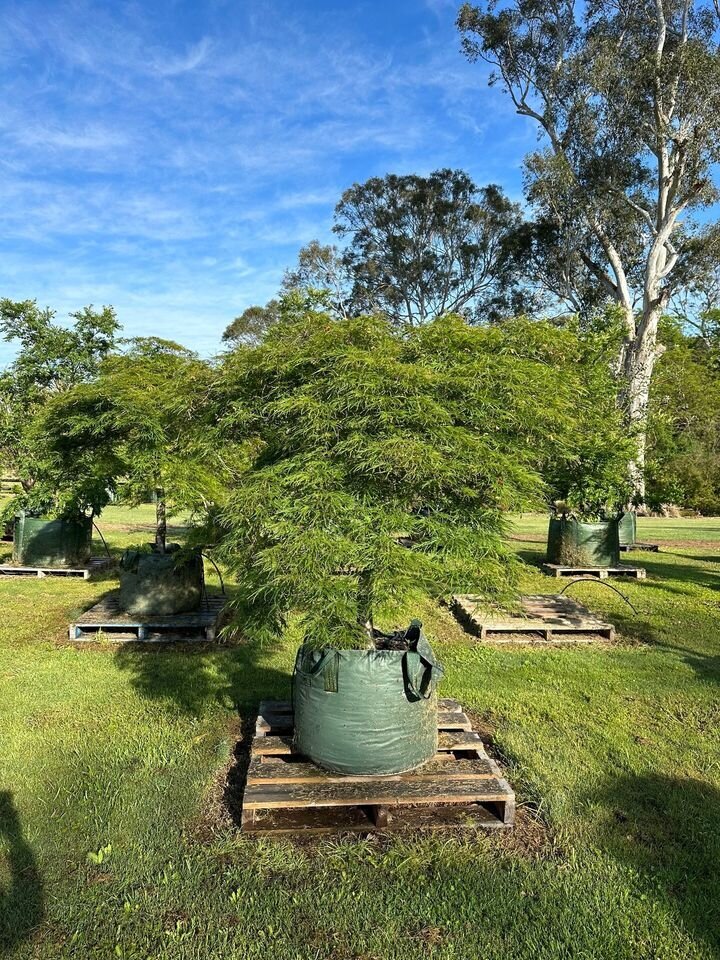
1,512,719,959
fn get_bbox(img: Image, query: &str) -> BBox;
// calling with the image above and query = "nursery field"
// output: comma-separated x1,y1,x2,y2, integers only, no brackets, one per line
1,508,719,960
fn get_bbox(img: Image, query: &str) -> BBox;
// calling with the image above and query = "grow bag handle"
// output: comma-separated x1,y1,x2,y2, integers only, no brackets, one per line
303,648,341,693
402,649,443,701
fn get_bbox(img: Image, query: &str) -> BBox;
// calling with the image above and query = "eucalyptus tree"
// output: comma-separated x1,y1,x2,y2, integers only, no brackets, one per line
458,0,720,496
224,170,525,343
333,169,524,325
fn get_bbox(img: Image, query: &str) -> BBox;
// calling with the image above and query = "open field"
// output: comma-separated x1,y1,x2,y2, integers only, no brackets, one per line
1,510,719,959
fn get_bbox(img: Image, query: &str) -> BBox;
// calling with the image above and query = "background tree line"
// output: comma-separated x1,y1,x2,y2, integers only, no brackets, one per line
1,0,719,520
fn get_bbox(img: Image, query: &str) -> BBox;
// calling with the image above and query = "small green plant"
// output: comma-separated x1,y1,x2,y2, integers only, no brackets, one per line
86,843,112,865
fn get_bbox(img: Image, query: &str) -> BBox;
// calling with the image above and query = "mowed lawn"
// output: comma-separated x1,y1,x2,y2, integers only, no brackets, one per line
1,509,719,959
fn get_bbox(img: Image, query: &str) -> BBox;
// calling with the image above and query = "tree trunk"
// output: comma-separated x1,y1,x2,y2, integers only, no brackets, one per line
619,307,663,502
155,489,167,554
357,569,374,629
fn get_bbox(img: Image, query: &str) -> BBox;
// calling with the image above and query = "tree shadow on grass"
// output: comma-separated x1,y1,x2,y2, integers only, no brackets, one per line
0,792,44,953
651,642,720,686
639,556,720,591
660,552,720,566
113,641,293,716
594,773,720,956
514,548,545,567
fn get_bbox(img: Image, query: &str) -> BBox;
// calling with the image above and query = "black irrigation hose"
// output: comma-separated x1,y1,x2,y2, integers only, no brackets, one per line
558,577,639,615
201,553,226,595
92,521,112,560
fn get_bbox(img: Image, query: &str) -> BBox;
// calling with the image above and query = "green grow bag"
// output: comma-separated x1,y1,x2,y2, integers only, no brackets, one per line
118,546,204,616
293,621,444,776
618,511,637,547
546,517,620,567
12,513,93,567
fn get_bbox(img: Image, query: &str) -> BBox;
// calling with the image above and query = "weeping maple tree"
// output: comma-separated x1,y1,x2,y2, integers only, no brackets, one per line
213,308,593,646
32,338,227,549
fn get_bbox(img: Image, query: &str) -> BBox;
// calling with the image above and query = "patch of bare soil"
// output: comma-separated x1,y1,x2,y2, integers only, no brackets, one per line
191,715,252,841
192,708,559,861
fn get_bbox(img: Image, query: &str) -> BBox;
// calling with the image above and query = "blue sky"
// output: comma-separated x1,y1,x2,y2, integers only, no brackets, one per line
0,0,535,365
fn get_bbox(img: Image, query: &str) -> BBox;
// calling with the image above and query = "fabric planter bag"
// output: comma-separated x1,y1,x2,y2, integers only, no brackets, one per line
546,517,620,567
293,621,444,776
118,546,204,616
618,511,637,547
13,513,93,567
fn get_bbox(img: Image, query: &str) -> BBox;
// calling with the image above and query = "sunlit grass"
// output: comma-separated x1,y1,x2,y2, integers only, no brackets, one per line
0,511,718,958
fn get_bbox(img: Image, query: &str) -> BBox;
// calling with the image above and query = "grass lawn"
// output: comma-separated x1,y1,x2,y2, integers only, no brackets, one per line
1,510,719,959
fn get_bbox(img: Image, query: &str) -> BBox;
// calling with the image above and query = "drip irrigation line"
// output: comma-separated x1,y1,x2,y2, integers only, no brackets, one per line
558,577,639,615
201,553,226,595
92,522,112,560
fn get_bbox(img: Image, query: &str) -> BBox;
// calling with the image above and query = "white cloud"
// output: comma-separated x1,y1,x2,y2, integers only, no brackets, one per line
151,37,213,77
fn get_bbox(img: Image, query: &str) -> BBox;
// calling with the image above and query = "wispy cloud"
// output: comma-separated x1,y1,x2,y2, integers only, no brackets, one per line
151,37,213,77
0,0,532,365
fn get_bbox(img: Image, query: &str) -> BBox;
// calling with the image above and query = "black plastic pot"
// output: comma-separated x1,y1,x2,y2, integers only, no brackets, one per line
546,517,620,567
12,513,93,567
118,545,204,616
293,621,444,776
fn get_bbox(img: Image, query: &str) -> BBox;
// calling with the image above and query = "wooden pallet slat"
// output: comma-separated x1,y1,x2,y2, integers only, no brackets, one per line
247,755,496,784
541,563,646,580
244,776,510,811
68,593,226,642
452,594,615,643
619,542,659,553
0,557,111,581
242,699,514,835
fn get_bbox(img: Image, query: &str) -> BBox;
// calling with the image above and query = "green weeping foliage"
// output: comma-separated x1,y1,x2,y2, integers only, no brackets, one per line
213,310,590,648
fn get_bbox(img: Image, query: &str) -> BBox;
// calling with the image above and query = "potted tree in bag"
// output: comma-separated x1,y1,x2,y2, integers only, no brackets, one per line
543,319,637,568
214,308,584,775
0,300,119,565
36,338,229,614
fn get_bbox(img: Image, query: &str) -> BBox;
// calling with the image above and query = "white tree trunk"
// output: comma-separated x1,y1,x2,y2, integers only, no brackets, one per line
619,306,663,501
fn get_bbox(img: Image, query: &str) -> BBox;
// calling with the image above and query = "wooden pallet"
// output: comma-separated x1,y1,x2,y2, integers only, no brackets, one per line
619,542,659,553
0,557,111,580
451,594,614,642
242,699,515,835
69,592,225,642
541,563,646,580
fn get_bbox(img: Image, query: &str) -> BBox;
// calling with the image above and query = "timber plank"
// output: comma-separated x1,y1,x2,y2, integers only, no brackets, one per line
242,803,510,835
541,563,646,579
438,730,485,751
252,735,294,756
452,593,615,643
252,730,485,757
244,776,510,811
247,755,495,784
